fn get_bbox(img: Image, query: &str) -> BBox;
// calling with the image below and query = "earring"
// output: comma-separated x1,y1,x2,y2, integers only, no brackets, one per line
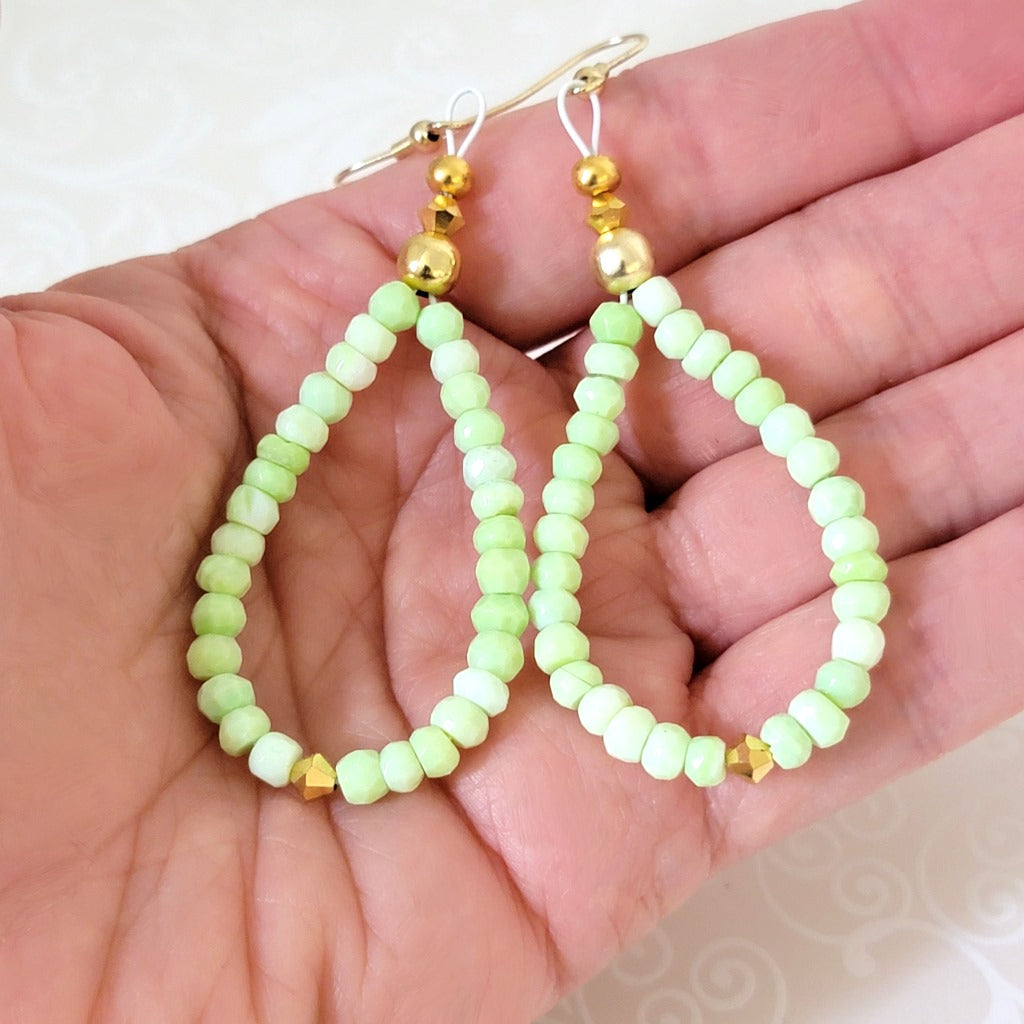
186,89,531,803
528,72,890,786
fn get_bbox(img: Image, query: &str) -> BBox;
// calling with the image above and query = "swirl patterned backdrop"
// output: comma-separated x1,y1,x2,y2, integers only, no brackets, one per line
2,1,1021,1021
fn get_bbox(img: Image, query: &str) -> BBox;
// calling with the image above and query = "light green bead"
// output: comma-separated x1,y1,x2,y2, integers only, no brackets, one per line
248,731,302,787
243,458,297,503
815,658,871,709
210,522,265,567
336,749,389,804
441,372,490,418
534,513,589,558
759,713,813,769
549,660,603,710
187,634,242,680
368,280,420,332
683,735,727,787
227,483,279,536
470,480,524,520
552,442,603,484
409,725,460,778
196,553,251,597
786,435,840,489
565,411,619,455
534,621,590,674
759,402,815,458
475,548,530,595
463,444,516,489
531,552,582,593
196,673,254,724
640,722,691,780
430,339,479,382
542,478,595,520
734,377,786,426
431,694,490,748
808,476,866,527
631,276,681,328
573,375,625,420
452,667,509,717
654,308,704,359
345,313,397,363
325,341,377,391
822,516,880,560
830,550,889,585
218,705,270,757
584,342,640,382
603,704,657,762
256,433,310,475
788,689,850,748
379,739,425,793
832,581,891,623
276,404,329,453
471,594,529,636
467,630,524,682
191,592,246,637
472,515,526,553
711,350,761,400
681,328,731,380
590,301,644,345
298,371,353,424
831,619,885,669
453,407,504,453
415,301,463,349
528,588,581,629
577,683,632,736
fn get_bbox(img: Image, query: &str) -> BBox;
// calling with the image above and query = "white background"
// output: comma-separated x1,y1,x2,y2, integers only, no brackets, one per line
2,2,1022,1022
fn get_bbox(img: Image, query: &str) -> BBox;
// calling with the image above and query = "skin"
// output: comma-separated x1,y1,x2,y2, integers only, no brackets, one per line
1,0,1022,1019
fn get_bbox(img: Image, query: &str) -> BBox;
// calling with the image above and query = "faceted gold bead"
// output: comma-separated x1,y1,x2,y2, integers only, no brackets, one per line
586,194,627,234
725,735,775,783
290,753,337,800
427,154,472,196
572,154,621,196
420,194,465,235
398,231,461,296
590,227,654,295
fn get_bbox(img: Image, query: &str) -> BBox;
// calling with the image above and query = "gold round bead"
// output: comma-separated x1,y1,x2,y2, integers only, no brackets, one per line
590,227,654,295
409,120,442,150
427,154,472,196
572,154,621,196
398,231,461,296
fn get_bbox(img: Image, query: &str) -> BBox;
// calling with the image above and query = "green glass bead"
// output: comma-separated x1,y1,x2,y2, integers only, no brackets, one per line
463,444,516,489
808,476,866,527
467,630,524,682
191,592,246,637
248,731,303,787
815,658,871,709
534,513,589,558
542,478,595,520
470,594,529,636
368,280,420,333
832,580,891,623
759,713,813,769
552,442,603,485
415,301,464,350
336,749,389,804
475,548,530,595
534,621,590,674
683,735,727,787
603,705,657,762
573,375,625,420
430,338,479,382
829,550,889,585
788,689,850,748
528,588,581,629
640,722,691,780
218,705,271,757
654,308,704,359
441,372,490,418
549,660,603,710
187,634,243,680
565,411,619,455
243,458,297,503
379,739,425,793
631,276,681,328
584,342,640,382
210,522,265,567
734,377,786,427
452,667,509,717
325,341,376,391
577,683,631,736
472,515,526,553
276,404,329,453
227,484,279,536
345,313,397,363
681,328,731,380
196,553,251,597
711,350,761,400
431,694,490,748
822,516,880,560
196,673,255,724
469,480,524,519
531,552,582,593
786,435,840,489
409,724,460,778
831,619,885,669
256,433,310,475
590,301,644,345
759,402,814,458
298,371,353,425
453,408,505,453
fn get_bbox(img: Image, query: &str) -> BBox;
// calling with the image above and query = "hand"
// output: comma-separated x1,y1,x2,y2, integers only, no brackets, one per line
2,0,1021,1019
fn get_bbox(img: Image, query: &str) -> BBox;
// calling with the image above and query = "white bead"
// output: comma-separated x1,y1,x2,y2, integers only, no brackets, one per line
831,619,886,669
577,683,632,736
463,445,517,489
248,731,302,787
452,668,510,717
549,660,603,710
631,275,682,327
654,308,704,359
603,705,657,762
345,313,397,363
430,339,479,382
326,341,377,391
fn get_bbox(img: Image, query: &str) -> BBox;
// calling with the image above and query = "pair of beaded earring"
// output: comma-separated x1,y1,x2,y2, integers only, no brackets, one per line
186,37,889,802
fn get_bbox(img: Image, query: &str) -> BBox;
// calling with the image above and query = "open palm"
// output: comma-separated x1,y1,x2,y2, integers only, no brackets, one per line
2,1,1022,1020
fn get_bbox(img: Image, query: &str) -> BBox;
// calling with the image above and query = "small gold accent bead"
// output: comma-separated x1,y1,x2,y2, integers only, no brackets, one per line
427,154,472,196
420,194,465,235
398,231,461,296
726,735,775,783
586,194,627,234
409,120,442,150
290,753,337,800
572,154,621,196
590,226,654,295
